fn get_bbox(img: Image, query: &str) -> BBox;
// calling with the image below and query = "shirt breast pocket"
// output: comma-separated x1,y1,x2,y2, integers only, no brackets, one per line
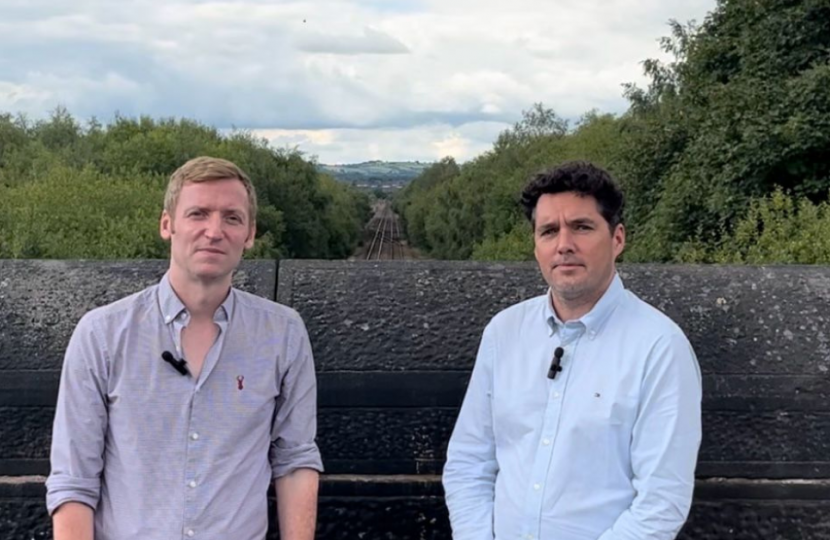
583,393,638,428
226,373,276,417
570,393,639,483
210,354,278,428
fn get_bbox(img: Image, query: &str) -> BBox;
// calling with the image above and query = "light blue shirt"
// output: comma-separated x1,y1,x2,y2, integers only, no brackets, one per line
443,274,702,540
47,273,323,540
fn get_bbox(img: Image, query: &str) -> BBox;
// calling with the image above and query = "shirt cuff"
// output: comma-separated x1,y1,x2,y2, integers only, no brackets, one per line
270,441,324,478
45,474,101,515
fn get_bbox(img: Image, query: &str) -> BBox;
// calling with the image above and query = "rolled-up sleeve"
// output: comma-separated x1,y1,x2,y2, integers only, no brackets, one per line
270,316,323,478
46,313,110,515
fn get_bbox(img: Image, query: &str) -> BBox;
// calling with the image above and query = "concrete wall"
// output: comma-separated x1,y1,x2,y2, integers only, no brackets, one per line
2,260,830,539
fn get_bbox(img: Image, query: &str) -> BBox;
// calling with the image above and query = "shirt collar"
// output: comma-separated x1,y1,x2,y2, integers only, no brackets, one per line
158,272,235,325
545,273,625,338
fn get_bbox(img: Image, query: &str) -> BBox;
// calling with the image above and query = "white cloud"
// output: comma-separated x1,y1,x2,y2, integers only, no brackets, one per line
295,27,410,55
0,81,53,110
0,0,717,161
253,121,510,163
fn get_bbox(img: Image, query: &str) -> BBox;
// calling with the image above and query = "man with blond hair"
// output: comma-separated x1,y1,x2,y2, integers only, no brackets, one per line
46,157,322,540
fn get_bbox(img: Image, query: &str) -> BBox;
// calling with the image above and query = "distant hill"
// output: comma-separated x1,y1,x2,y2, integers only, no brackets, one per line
318,161,433,190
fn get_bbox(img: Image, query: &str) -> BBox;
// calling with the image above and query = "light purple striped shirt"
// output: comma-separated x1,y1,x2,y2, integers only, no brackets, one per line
46,273,323,540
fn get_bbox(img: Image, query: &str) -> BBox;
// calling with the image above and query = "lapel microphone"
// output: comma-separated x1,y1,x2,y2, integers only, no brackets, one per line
161,351,189,376
547,347,564,379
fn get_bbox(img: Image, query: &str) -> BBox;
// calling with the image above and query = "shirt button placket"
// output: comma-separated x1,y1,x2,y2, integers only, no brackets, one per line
525,356,564,540
185,392,200,535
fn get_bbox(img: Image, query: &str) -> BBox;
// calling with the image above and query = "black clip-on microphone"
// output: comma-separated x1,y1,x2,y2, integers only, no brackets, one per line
161,351,189,376
547,347,564,379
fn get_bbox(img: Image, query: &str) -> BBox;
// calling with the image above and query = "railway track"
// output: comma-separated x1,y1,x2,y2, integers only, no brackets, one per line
364,201,404,260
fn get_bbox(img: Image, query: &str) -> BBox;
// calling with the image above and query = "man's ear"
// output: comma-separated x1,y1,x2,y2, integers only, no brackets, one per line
613,223,626,259
244,223,256,250
160,210,173,241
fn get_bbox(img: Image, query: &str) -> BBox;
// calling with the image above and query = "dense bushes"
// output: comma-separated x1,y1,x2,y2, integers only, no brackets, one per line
0,110,370,259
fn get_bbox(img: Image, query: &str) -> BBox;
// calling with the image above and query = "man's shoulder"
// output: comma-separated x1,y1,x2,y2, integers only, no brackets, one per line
620,290,688,341
232,288,304,325
487,294,548,331
78,284,157,329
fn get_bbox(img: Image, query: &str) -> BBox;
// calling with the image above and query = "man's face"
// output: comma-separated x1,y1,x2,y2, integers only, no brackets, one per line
160,178,255,284
533,192,625,305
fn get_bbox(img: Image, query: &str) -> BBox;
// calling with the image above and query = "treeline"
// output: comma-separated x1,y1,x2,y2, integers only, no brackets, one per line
0,110,371,259
397,0,830,263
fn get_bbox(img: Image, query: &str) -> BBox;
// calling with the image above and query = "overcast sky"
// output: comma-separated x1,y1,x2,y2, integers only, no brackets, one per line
0,0,715,164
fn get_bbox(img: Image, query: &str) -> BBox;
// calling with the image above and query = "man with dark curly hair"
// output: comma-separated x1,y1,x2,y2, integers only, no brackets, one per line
444,161,702,540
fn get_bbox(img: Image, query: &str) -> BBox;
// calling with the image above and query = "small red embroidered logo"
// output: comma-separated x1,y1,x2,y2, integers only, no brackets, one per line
237,375,244,390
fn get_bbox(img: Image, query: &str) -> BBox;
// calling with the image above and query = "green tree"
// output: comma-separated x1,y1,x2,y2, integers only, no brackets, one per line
622,0,830,261
679,189,830,264
397,106,625,260
0,110,368,260
0,165,166,258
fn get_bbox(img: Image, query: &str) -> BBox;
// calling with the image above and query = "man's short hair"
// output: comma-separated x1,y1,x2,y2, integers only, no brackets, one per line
520,160,624,230
164,156,258,225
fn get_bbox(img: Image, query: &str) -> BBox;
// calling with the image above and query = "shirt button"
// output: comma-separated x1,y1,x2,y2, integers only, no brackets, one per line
188,480,197,488
186,530,195,537
533,483,541,490
542,438,551,446
526,535,534,540
553,392,560,398
191,433,199,441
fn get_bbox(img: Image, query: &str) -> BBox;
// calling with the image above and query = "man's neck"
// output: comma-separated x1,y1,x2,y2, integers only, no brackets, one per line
552,295,599,323
168,268,231,320
551,273,615,323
